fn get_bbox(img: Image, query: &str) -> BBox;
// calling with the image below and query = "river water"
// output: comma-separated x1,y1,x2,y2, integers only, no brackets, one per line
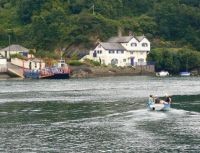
0,76,199,153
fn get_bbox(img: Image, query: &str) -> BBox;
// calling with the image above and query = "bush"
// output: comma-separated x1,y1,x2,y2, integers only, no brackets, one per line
68,60,83,66
83,59,101,66
10,53,27,60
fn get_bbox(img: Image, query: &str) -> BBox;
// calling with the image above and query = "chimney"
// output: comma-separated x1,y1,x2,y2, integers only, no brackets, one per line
129,31,133,36
118,27,122,37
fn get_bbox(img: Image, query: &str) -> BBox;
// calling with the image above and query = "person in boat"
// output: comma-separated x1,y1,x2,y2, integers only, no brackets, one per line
155,95,168,104
165,94,172,104
148,95,155,105
154,95,160,104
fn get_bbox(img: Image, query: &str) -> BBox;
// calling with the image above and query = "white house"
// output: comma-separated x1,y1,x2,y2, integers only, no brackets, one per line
83,35,150,67
0,44,29,59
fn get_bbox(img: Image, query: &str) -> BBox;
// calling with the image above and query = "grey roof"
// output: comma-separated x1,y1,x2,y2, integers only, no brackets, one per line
100,42,125,50
135,35,146,42
0,44,29,52
108,35,147,43
108,36,134,43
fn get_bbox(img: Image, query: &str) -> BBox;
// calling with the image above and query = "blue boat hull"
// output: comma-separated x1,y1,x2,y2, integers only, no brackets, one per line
41,73,70,79
24,71,70,79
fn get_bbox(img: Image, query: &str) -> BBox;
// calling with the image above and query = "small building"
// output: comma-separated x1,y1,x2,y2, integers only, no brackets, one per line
11,58,45,70
0,44,29,59
83,35,151,67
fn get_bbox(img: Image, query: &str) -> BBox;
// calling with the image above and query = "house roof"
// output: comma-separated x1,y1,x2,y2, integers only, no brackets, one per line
0,44,29,52
108,36,134,43
100,42,125,50
135,35,146,42
108,35,147,43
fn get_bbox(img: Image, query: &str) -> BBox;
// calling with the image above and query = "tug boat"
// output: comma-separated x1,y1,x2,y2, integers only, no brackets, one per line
24,60,70,79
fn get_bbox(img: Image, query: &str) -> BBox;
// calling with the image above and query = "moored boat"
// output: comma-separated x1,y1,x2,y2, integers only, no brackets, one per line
180,71,191,76
24,59,70,79
156,71,169,77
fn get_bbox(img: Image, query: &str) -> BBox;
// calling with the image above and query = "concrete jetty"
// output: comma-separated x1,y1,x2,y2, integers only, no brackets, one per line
7,62,24,78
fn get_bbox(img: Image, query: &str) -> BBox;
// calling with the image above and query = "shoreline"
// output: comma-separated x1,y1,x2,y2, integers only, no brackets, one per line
70,65,155,78
0,65,155,80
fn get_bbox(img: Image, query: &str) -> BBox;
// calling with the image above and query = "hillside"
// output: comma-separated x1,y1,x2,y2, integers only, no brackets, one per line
1,0,200,73
0,0,200,52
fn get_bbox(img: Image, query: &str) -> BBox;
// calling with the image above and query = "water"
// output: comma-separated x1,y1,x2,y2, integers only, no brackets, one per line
0,76,199,152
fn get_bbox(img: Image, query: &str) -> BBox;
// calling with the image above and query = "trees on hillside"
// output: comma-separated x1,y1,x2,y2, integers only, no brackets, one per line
147,48,200,73
0,0,200,53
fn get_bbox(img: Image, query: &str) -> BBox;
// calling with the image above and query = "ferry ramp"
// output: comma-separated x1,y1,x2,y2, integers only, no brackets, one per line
7,62,24,78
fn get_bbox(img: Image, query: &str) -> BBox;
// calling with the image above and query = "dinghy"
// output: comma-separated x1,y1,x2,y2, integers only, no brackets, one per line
148,103,171,111
156,71,169,77
180,72,191,76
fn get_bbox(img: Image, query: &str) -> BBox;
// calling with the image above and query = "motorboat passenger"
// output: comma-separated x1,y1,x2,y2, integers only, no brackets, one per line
165,94,172,104
148,95,155,105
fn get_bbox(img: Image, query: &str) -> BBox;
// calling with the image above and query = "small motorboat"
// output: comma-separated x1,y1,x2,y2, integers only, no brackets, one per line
180,71,191,76
156,71,169,77
148,103,171,111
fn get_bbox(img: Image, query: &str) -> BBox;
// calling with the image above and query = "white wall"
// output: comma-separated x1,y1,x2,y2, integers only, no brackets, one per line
0,58,7,65
11,58,45,70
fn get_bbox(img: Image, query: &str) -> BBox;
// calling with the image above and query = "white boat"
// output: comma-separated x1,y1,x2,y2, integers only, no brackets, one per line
180,72,191,76
156,71,169,77
148,103,171,111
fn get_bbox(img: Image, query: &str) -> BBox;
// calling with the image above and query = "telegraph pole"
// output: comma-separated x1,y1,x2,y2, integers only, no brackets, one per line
92,4,95,15
8,34,11,60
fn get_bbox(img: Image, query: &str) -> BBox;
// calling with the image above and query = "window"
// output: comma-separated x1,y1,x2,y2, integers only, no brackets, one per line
111,58,118,65
130,51,134,55
131,43,137,47
93,51,97,57
109,50,112,54
100,50,102,54
142,43,148,47
121,51,124,54
138,58,145,65
123,59,126,62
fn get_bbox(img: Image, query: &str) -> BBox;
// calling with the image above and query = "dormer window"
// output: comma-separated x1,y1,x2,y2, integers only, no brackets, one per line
131,43,137,47
142,43,148,47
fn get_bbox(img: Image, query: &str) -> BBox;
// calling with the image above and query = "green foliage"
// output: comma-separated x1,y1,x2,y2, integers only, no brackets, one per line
10,53,27,60
35,50,59,59
0,0,200,52
147,48,200,73
83,58,101,66
68,60,83,66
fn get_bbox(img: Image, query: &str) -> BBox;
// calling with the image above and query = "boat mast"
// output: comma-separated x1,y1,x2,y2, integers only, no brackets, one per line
186,57,188,72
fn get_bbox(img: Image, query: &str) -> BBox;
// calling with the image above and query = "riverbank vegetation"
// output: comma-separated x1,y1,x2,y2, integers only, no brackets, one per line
0,0,200,73
148,48,200,74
